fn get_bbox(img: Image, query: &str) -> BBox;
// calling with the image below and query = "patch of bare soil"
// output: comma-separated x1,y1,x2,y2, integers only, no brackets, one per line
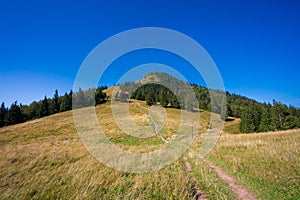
203,159,256,200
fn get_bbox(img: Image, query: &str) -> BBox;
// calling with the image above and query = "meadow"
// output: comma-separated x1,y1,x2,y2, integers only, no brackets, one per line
0,99,299,199
207,129,300,200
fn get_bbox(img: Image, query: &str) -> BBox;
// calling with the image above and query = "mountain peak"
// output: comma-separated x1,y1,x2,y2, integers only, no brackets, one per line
136,72,185,86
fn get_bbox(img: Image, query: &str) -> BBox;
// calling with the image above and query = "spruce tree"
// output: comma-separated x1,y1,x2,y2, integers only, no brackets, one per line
271,100,290,130
159,88,168,107
51,89,60,114
59,93,68,112
0,102,7,127
95,87,107,105
67,90,73,110
258,104,273,132
145,93,153,106
170,94,180,109
239,107,256,133
74,88,86,108
226,105,233,118
135,89,144,100
6,101,24,125
29,101,41,119
40,96,50,117
145,87,156,106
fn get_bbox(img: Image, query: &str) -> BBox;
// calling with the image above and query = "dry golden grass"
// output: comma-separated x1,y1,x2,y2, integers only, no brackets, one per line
208,129,300,200
0,102,197,199
222,118,241,134
1,98,298,199
103,86,115,97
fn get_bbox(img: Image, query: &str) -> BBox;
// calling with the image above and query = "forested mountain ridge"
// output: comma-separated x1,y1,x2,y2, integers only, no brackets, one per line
1,72,299,133
117,72,300,133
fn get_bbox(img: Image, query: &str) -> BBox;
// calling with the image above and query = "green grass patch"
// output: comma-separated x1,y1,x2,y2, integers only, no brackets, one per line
186,153,236,199
208,130,300,200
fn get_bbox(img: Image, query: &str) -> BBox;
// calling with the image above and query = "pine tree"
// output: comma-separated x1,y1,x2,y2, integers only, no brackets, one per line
6,101,24,125
159,88,168,107
29,101,41,119
252,104,261,132
0,102,7,127
67,90,73,110
170,94,180,109
59,93,68,112
271,100,290,130
297,109,300,128
135,89,144,100
284,115,297,129
226,105,233,118
95,87,107,105
145,87,156,106
74,88,86,108
59,90,73,112
290,106,300,128
145,93,153,105
258,104,274,132
51,89,60,114
239,106,256,133
40,96,50,117
238,102,262,132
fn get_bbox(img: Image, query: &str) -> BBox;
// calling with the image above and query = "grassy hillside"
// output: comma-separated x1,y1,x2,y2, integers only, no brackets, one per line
0,100,299,199
207,129,300,200
0,103,195,199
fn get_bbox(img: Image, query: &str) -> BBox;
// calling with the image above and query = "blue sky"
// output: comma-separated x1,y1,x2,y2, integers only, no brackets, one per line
0,0,299,107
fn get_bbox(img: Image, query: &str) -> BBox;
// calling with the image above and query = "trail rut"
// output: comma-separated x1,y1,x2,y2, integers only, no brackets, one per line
202,159,256,200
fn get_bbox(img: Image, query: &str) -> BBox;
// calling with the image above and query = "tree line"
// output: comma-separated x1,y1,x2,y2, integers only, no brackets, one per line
238,100,300,133
2,72,299,134
131,84,181,108
0,86,107,128
119,80,300,133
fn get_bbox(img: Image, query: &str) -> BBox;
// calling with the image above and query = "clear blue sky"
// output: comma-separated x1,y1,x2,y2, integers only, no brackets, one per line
0,0,299,107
